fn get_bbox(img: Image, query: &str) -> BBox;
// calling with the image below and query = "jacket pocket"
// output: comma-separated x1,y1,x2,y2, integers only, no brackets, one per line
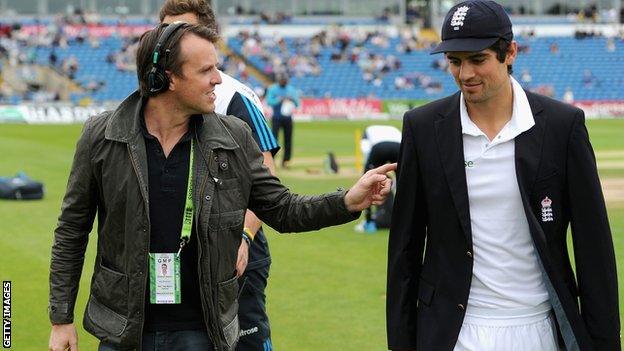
209,209,245,230
92,261,129,315
217,275,240,349
86,295,128,337
417,277,435,306
213,178,245,212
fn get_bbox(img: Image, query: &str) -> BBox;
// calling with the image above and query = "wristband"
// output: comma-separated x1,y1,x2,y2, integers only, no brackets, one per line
243,227,255,241
241,232,251,246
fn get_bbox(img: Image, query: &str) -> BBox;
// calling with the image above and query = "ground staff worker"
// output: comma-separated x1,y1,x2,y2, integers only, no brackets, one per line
48,22,395,351
159,1,280,349
266,74,299,169
358,125,401,232
387,1,619,350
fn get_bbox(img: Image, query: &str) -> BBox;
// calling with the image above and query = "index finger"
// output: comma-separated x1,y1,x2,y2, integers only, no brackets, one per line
370,163,397,175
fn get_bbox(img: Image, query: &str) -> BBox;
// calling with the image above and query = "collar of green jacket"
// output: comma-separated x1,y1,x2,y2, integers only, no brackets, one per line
104,91,240,151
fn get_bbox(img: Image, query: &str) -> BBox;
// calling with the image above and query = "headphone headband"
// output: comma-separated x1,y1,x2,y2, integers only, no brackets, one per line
148,21,189,95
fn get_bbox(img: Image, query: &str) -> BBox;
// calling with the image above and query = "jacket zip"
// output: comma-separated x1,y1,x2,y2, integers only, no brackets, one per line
127,143,150,351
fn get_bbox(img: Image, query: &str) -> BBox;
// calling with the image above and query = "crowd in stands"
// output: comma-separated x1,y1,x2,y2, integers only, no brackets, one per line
106,35,140,72
234,25,444,96
1,14,623,104
0,8,131,102
226,6,399,25
237,30,323,79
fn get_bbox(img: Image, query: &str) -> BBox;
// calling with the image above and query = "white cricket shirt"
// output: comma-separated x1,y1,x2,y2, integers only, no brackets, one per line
462,77,550,312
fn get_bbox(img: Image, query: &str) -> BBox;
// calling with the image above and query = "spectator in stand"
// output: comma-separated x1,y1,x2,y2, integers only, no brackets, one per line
606,37,616,52
406,2,423,24
377,7,392,22
432,57,449,71
582,69,597,88
397,27,420,53
267,74,300,169
61,55,79,79
49,50,58,67
517,42,530,54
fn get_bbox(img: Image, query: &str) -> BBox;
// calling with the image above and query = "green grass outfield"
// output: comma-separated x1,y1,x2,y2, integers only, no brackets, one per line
0,118,623,350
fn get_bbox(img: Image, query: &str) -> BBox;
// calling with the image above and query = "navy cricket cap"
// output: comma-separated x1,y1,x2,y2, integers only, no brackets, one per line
431,0,513,54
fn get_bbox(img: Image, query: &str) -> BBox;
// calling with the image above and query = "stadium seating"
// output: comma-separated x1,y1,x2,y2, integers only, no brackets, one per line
227,35,624,101
23,37,262,103
2,23,623,103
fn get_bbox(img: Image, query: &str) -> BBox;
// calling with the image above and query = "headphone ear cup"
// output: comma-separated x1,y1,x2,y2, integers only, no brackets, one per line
148,68,169,95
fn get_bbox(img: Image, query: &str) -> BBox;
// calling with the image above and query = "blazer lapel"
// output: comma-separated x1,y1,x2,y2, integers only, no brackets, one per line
434,94,473,243
515,93,547,245
515,92,546,198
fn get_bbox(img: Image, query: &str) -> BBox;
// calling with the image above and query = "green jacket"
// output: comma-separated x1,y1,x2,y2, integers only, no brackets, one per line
49,91,358,350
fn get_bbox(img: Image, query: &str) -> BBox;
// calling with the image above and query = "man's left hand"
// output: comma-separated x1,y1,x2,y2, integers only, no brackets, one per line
235,238,249,277
344,163,397,212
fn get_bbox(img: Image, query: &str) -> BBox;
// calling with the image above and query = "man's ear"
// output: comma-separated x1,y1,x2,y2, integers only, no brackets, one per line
506,41,518,65
166,70,176,91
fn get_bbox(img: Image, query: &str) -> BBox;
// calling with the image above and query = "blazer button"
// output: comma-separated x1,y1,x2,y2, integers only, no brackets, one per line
458,304,465,311
205,195,211,201
220,162,228,170
466,251,472,258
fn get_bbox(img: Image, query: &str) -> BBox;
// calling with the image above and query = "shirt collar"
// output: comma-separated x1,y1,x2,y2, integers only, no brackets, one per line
460,76,535,141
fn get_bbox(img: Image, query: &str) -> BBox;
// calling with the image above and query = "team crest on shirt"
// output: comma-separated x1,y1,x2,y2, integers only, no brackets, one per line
541,196,554,222
450,6,470,30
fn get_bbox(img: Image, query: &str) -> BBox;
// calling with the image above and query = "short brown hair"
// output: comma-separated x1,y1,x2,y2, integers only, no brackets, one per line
136,23,219,96
159,0,218,31
488,39,513,74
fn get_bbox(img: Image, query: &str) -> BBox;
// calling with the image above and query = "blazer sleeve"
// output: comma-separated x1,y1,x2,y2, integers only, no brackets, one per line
567,110,620,350
386,112,427,350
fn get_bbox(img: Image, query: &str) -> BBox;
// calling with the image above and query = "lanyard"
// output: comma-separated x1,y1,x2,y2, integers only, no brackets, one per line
178,138,194,255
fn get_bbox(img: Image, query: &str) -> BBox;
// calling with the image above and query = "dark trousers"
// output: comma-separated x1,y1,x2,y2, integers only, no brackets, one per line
236,264,272,351
364,141,400,222
98,329,213,351
272,116,293,164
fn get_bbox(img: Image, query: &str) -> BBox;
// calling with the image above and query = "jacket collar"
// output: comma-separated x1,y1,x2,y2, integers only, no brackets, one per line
105,90,239,151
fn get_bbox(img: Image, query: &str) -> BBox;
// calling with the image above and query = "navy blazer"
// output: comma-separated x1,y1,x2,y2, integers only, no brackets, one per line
386,91,619,351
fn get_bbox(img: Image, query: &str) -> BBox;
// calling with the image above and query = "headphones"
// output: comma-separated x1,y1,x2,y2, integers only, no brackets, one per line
147,21,189,95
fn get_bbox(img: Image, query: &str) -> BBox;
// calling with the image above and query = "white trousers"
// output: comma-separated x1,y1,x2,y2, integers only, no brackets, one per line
454,303,560,351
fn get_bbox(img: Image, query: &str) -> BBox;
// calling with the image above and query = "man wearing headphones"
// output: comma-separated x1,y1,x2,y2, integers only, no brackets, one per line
48,22,395,351
158,1,280,350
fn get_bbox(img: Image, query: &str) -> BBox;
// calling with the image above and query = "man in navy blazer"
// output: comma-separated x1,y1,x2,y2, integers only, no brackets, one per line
387,1,619,350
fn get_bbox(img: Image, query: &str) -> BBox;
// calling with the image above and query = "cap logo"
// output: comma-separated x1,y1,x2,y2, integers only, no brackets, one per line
450,6,470,30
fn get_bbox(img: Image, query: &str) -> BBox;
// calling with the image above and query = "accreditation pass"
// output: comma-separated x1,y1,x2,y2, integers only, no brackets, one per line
149,253,181,304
